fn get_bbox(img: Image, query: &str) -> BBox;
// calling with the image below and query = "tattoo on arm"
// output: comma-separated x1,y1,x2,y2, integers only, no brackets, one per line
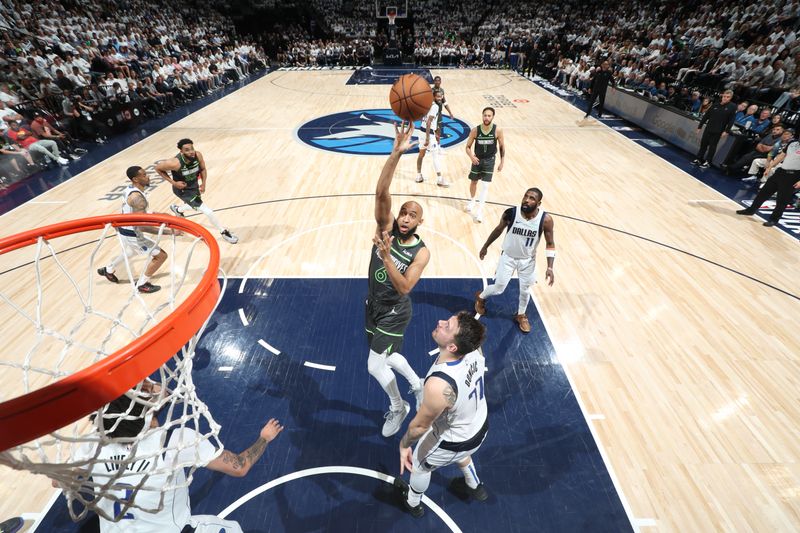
443,385,457,408
128,192,147,213
243,438,267,466
221,437,268,472
220,450,246,470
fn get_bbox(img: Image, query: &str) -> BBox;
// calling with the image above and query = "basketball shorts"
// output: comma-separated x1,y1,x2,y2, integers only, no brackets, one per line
494,253,536,290
413,418,489,473
173,183,203,208
420,134,439,152
118,228,162,257
365,297,412,355
468,156,495,182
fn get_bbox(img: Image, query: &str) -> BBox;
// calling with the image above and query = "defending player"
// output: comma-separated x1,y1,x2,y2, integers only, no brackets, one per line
97,166,179,294
474,188,555,332
155,139,238,244
367,121,430,437
79,386,283,532
394,312,488,518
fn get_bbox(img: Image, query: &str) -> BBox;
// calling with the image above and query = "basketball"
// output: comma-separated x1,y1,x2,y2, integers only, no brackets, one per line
389,74,433,122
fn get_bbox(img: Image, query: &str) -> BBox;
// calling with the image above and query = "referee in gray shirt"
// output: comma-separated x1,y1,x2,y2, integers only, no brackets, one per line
737,131,800,226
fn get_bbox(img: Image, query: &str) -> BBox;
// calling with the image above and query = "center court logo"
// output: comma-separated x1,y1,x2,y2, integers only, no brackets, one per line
296,109,471,155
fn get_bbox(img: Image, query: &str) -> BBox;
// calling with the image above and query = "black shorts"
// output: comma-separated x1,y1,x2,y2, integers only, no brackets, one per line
469,156,495,182
365,297,412,355
173,184,203,208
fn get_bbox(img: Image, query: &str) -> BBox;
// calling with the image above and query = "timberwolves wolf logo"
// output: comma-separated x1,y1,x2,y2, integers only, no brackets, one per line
296,109,470,155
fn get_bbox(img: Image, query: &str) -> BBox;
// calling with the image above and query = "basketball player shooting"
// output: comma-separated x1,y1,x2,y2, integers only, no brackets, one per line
394,312,489,518
367,121,430,438
155,139,239,244
474,188,555,333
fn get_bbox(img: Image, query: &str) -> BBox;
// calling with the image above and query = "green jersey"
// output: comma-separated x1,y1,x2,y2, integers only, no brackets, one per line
171,153,201,185
368,221,426,305
475,124,497,159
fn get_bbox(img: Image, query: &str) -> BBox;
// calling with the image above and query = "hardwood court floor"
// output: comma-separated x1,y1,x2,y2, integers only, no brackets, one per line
1,69,799,531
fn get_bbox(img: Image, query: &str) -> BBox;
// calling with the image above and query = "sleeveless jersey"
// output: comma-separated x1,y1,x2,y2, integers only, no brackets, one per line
501,207,545,259
170,153,201,184
425,349,488,444
474,124,497,159
368,221,426,305
79,427,216,532
423,101,440,132
120,185,148,237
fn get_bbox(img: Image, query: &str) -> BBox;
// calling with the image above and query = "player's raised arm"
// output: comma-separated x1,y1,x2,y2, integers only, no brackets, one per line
206,419,283,478
375,121,417,233
154,157,186,189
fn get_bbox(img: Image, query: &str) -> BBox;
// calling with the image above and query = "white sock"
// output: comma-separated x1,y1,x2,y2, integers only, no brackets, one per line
386,352,421,390
408,469,431,507
477,181,490,211
432,148,442,174
367,350,403,411
460,459,480,489
177,203,193,214
137,274,150,287
197,204,225,232
105,254,126,274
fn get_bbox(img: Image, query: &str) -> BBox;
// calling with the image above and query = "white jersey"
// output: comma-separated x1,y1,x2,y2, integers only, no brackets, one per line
425,349,488,445
121,185,148,237
81,428,218,533
423,101,441,132
501,207,545,259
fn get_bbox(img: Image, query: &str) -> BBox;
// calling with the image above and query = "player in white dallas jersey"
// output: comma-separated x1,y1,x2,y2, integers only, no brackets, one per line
77,387,283,533
395,312,488,518
415,89,449,187
96,166,180,294
474,188,555,333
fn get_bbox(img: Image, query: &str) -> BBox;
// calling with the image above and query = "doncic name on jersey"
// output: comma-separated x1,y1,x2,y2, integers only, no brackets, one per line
296,109,470,155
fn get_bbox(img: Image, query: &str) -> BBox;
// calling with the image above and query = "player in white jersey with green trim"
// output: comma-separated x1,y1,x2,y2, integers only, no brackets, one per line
475,188,556,333
394,311,488,518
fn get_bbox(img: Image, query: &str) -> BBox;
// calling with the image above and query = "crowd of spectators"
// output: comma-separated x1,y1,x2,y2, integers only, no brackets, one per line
0,0,267,187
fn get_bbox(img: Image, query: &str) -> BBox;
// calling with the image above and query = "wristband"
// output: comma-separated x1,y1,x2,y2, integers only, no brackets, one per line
546,249,556,258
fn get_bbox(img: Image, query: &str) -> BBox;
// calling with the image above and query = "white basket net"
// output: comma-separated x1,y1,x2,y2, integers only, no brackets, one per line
0,218,225,522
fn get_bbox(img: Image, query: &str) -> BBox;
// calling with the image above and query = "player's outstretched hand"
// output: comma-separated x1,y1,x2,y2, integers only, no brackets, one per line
479,246,488,260
546,268,555,286
373,231,395,261
392,121,418,154
260,419,284,442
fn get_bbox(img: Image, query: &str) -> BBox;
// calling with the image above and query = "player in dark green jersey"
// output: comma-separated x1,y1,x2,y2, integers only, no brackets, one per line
155,138,239,244
368,121,431,437
465,107,505,223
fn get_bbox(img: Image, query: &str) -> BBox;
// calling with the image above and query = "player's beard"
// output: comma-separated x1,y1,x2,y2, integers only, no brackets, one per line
521,203,535,213
394,219,418,239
